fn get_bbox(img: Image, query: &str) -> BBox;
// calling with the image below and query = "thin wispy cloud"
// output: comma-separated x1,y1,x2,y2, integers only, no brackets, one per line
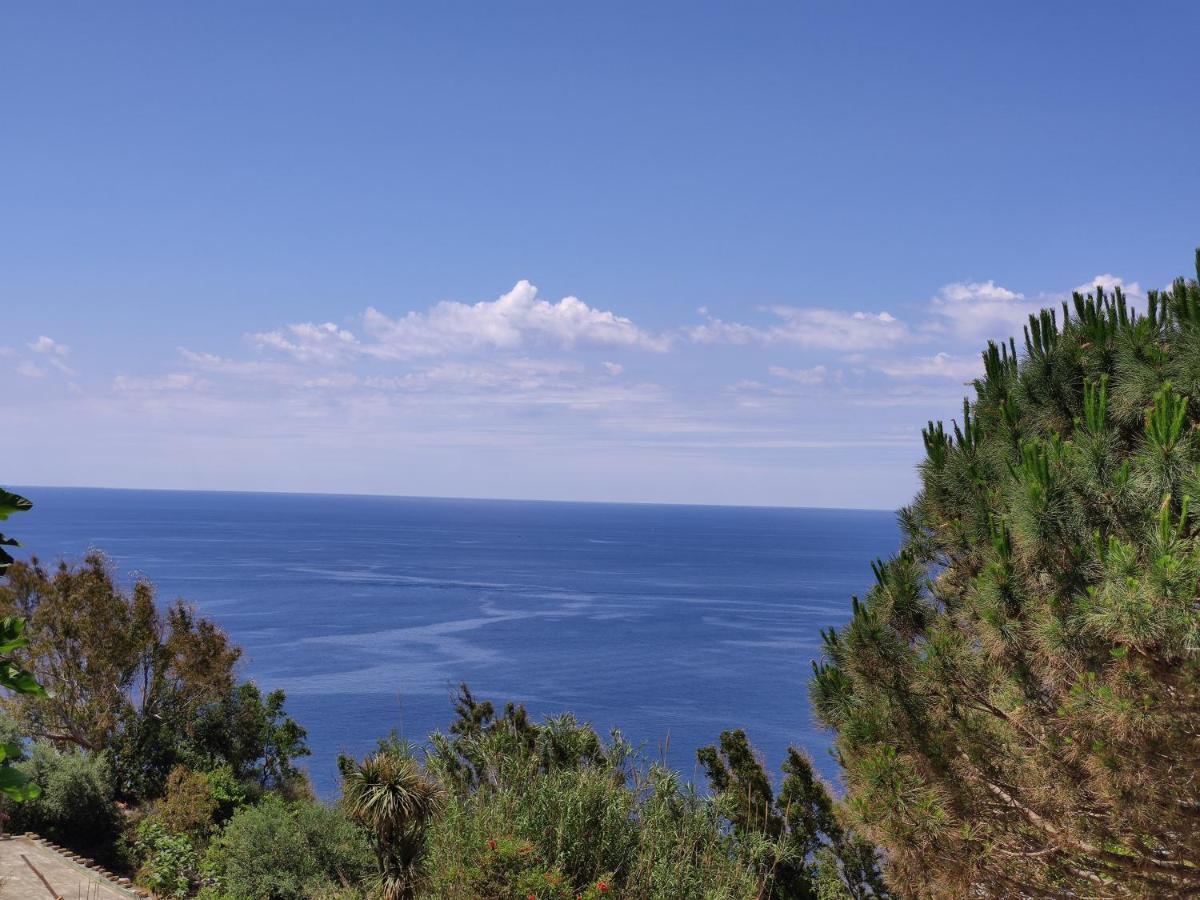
688,307,908,351
875,352,982,380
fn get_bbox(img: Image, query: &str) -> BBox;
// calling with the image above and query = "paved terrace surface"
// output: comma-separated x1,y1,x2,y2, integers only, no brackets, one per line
0,837,138,900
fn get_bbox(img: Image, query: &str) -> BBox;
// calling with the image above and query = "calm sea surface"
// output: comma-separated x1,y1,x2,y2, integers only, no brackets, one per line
10,487,899,796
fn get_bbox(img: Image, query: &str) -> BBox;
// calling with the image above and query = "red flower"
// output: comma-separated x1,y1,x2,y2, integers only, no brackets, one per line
528,895,537,900
486,838,497,851
597,882,609,893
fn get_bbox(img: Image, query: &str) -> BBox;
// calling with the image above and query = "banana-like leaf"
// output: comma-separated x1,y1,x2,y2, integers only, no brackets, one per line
0,662,45,697
0,765,40,801
0,617,28,655
0,488,32,522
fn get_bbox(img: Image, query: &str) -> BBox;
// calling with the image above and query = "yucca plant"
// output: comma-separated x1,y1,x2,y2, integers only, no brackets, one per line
342,748,446,900
812,252,1200,897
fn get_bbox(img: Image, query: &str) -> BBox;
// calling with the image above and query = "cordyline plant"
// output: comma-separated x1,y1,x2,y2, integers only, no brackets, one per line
811,252,1200,897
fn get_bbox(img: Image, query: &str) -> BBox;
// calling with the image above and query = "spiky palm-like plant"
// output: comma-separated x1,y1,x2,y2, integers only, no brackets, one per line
342,749,446,900
812,253,1200,897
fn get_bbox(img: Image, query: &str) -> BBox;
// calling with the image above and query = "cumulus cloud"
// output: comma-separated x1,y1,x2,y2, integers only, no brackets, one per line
927,280,1039,342
1074,274,1143,299
360,281,669,359
688,307,908,351
876,352,982,380
602,361,624,376
249,282,667,368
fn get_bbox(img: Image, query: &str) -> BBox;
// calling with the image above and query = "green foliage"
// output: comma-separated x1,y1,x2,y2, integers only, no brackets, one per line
342,744,446,900
7,742,122,860
136,819,204,899
0,487,33,573
148,766,224,839
698,730,889,899
812,254,1200,896
202,794,373,900
421,685,771,899
0,487,45,803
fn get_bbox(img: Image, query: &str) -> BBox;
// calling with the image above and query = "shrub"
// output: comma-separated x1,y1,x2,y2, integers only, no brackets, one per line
8,743,122,861
151,766,220,839
135,819,203,899
422,685,765,899
203,794,372,900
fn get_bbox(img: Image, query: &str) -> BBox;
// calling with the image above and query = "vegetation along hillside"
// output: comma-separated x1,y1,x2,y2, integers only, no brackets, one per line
0,544,886,895
812,252,1200,897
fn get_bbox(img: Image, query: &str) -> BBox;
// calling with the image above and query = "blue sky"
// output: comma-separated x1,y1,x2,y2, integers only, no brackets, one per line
4,2,1198,508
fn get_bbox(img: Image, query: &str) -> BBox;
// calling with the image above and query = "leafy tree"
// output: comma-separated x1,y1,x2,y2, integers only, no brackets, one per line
0,552,308,799
698,730,889,899
812,253,1200,895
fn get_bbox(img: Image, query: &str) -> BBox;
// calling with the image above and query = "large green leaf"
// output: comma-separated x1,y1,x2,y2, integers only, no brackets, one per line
0,488,31,522
0,764,40,801
0,616,28,655
0,661,46,697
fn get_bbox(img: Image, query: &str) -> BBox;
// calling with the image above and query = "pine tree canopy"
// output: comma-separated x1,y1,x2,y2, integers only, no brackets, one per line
811,252,1200,898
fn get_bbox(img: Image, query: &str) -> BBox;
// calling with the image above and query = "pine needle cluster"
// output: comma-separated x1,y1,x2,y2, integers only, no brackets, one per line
812,253,1200,897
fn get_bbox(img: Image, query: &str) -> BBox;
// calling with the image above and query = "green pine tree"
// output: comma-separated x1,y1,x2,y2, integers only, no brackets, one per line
812,253,1200,897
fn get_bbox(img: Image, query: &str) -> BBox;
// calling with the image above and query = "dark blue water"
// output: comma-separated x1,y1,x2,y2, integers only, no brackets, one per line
9,487,899,796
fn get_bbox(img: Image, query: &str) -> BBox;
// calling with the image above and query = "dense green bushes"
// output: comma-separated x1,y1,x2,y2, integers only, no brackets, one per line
202,794,373,899
7,740,123,860
812,254,1200,896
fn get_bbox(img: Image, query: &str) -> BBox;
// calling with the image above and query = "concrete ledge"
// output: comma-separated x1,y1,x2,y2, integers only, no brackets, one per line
0,833,142,899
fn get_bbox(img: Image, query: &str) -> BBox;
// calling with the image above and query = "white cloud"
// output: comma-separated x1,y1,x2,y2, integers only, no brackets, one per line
16,362,46,379
1074,274,1143,299
602,361,624,376
360,281,669,359
688,307,908,351
928,280,1039,342
29,336,69,357
768,364,830,385
113,373,204,392
26,335,76,374
248,322,358,363
876,352,982,380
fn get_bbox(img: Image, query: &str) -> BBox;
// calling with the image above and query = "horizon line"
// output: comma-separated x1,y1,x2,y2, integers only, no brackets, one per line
10,482,898,515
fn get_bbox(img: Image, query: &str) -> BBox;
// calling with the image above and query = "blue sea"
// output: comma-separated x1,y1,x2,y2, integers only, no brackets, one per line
9,487,899,796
